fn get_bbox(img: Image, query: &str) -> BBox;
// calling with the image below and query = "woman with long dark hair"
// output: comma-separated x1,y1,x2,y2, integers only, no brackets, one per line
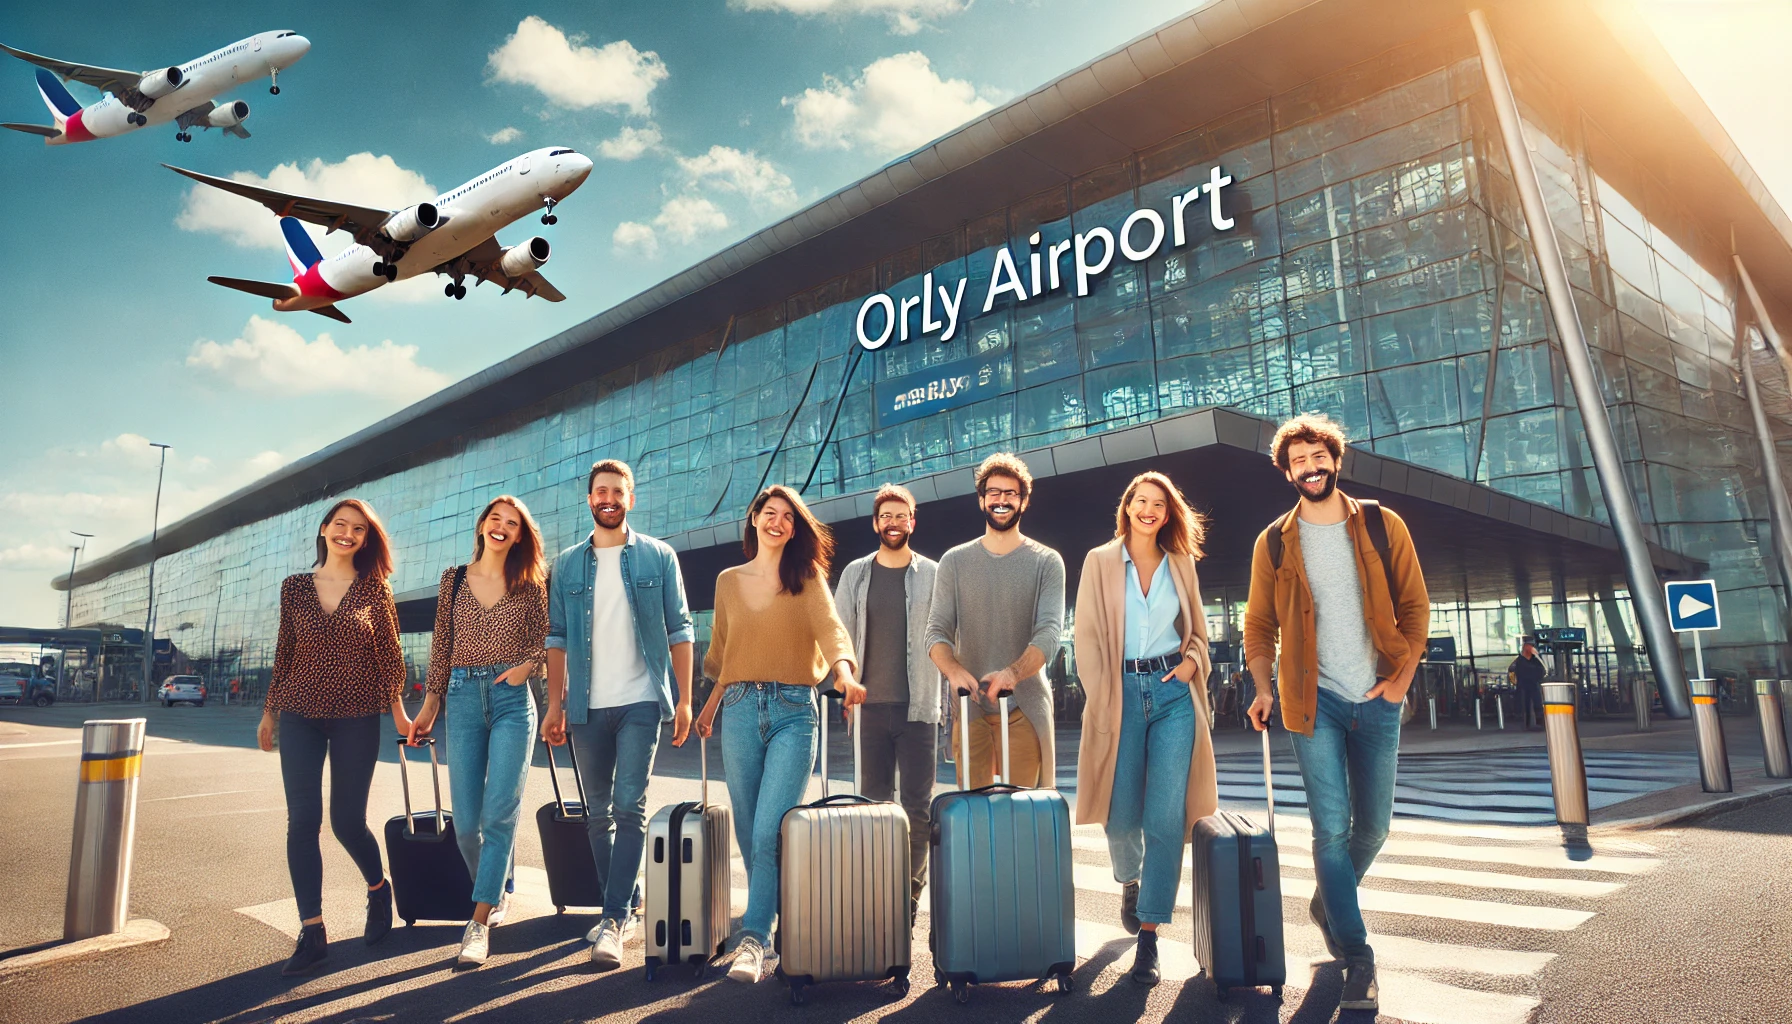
1072,471,1216,987
409,495,548,966
695,485,862,984
258,498,409,976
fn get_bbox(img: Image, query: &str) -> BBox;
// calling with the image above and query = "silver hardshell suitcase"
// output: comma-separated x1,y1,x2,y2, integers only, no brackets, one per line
644,736,733,980
775,690,913,1005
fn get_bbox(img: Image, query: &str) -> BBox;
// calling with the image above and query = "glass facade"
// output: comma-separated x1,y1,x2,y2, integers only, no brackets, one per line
69,29,1789,694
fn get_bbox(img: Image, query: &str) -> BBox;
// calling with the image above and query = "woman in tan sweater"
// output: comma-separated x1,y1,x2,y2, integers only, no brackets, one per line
1072,471,1215,987
695,484,861,984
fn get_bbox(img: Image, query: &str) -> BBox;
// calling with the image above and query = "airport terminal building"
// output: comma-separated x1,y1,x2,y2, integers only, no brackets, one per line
56,0,1792,718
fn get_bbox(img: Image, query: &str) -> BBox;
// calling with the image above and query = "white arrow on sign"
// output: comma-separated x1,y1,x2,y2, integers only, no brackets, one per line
1677,592,1713,620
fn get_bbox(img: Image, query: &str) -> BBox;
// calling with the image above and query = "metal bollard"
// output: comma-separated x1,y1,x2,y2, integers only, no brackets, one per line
1541,682,1588,828
1689,679,1732,794
1755,679,1791,779
1475,698,1483,730
1633,675,1651,732
1782,682,1792,765
1497,695,1505,730
1428,696,1438,730
64,719,146,940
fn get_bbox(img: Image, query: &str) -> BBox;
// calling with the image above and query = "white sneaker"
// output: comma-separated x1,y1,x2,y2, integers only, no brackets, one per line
458,921,490,965
589,919,623,969
728,935,765,984
618,912,638,944
487,891,511,927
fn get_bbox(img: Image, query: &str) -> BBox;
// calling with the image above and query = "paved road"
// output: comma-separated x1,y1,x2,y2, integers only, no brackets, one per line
1,702,1786,1023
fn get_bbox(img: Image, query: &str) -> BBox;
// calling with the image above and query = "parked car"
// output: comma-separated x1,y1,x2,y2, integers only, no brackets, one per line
158,675,206,707
25,677,55,707
0,673,23,705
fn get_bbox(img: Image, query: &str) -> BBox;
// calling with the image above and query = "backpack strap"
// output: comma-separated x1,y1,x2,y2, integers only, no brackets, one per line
1358,500,1400,612
1265,511,1294,570
445,565,467,659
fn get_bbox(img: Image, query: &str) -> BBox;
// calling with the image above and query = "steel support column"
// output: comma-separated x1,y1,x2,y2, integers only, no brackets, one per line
1733,255,1792,629
1469,9,1689,718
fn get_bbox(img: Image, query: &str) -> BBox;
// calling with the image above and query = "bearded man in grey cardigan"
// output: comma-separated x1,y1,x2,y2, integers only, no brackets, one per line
926,453,1065,790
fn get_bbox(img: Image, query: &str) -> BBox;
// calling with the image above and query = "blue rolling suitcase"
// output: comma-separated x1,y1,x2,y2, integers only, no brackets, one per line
384,737,476,926
928,693,1077,1003
1190,727,1286,997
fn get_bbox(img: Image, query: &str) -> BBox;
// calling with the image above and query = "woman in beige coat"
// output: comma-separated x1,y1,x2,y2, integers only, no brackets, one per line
1073,470,1216,987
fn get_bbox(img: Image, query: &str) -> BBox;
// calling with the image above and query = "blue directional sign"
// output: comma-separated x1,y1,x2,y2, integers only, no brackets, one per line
1665,579,1721,632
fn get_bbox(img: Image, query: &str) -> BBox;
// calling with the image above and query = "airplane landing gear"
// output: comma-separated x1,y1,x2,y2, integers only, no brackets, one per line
270,68,280,95
128,112,146,126
541,198,559,226
176,132,191,142
373,259,398,282
444,281,466,300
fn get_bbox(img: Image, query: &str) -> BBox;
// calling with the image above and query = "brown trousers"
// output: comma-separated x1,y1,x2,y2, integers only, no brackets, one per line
950,706,1042,788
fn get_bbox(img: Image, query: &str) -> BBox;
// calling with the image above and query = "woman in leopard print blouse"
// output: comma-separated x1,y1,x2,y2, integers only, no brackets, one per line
406,494,548,966
257,497,411,976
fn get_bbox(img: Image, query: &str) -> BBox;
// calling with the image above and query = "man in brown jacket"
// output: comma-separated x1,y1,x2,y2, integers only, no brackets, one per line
1244,414,1429,1014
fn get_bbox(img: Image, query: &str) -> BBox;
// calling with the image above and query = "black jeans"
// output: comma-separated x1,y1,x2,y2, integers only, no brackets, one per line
857,703,937,898
1518,681,1545,728
279,712,386,920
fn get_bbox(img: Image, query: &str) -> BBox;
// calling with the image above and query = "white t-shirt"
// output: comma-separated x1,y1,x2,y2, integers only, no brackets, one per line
590,546,657,710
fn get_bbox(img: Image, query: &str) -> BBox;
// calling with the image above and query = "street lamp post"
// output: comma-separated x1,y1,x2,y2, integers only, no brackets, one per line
141,443,171,703
65,531,93,628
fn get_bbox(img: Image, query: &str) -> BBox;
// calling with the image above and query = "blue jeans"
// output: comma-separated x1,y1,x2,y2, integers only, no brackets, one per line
1289,686,1401,962
1105,670,1195,925
570,700,662,922
719,682,817,944
445,664,537,907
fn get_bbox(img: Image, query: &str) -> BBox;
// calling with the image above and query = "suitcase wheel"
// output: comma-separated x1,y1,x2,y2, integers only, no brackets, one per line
1056,973,1074,994
951,980,971,1004
889,975,910,998
555,905,565,914
788,979,807,1006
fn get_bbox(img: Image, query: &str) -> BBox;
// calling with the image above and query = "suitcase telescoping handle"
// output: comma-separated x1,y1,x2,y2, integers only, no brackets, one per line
1261,724,1275,836
544,732,592,820
817,686,861,799
955,689,1014,789
394,736,446,837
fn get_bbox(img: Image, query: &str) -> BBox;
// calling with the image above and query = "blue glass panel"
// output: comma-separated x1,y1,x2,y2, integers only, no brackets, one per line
1291,324,1364,384
1016,378,1085,444
1374,424,1470,478
1359,251,1489,318
1366,292,1491,368
1086,361,1157,425
1152,259,1285,358
1367,359,1461,435
1080,309,1152,370
1482,409,1560,477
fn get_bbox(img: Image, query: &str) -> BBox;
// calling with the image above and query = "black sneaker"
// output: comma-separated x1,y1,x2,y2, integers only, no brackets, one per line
1129,930,1160,987
1120,880,1141,936
365,879,393,946
282,923,328,976
1340,959,1378,1011
1309,893,1344,961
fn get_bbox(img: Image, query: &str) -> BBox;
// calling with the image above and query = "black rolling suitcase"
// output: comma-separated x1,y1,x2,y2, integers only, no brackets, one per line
384,737,476,926
1191,727,1286,997
537,735,604,913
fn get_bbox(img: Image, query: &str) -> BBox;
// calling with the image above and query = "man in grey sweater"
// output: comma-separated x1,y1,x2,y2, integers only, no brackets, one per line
926,453,1065,789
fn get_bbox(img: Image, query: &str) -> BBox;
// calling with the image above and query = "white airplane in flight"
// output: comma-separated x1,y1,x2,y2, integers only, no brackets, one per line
166,146,594,323
0,31,308,144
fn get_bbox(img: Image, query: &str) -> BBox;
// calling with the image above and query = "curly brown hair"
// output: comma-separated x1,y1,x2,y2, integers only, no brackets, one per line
1271,413,1348,471
975,452,1033,502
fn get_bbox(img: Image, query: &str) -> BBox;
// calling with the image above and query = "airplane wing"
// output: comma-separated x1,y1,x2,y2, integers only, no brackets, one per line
0,42,160,109
164,164,394,245
451,236,566,302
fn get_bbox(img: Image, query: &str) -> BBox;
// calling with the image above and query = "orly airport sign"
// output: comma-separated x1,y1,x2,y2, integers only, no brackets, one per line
853,165,1237,353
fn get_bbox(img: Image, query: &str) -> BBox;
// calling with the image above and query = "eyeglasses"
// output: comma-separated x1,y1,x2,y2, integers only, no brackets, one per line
982,488,1022,501
875,512,912,524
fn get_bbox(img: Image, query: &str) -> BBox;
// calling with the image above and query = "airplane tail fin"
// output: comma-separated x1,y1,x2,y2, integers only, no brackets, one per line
35,68,78,126
207,276,299,301
280,217,324,280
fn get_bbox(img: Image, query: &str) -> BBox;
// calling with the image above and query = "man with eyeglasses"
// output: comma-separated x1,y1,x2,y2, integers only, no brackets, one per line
832,483,941,917
927,453,1065,791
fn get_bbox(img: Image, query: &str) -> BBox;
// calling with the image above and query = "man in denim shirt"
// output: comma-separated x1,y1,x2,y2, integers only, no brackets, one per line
542,458,694,969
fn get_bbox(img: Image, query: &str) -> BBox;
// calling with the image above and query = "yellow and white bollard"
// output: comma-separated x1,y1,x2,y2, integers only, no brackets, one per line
1541,682,1589,829
63,719,146,940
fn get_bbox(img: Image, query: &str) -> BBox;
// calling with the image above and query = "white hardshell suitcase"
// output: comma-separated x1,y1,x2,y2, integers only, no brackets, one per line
644,735,733,980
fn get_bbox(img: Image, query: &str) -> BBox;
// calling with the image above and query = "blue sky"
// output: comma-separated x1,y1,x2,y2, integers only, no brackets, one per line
0,0,1787,627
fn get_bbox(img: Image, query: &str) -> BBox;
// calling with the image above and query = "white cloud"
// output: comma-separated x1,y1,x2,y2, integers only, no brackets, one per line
786,51,995,154
597,124,663,161
488,126,523,145
487,16,668,114
186,316,450,400
175,153,436,252
612,220,659,257
733,0,969,35
676,145,798,208
654,195,730,244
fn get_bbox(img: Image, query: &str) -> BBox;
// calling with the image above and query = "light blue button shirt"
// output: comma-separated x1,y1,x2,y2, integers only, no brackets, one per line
1121,545,1181,661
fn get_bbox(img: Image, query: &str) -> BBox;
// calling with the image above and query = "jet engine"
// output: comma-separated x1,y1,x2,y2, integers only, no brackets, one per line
381,203,440,243
498,236,551,278
205,100,250,128
137,67,184,99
